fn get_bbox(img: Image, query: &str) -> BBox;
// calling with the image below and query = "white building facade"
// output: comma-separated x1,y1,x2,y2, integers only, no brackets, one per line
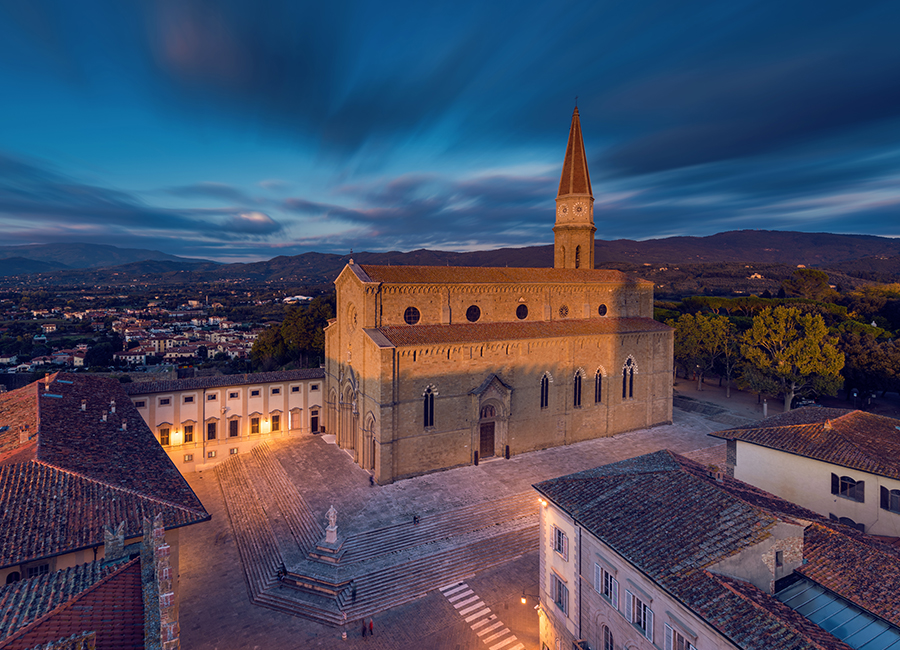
125,369,325,471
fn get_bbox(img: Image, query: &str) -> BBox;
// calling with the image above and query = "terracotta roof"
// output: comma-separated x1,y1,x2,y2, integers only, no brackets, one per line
0,462,206,568
711,408,900,480
0,374,209,567
122,368,324,395
0,558,143,650
0,557,132,644
534,450,900,649
558,107,592,198
373,317,670,347
355,264,645,285
799,523,900,626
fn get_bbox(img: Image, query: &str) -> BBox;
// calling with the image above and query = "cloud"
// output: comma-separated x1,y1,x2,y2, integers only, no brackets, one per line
224,211,282,234
166,182,255,204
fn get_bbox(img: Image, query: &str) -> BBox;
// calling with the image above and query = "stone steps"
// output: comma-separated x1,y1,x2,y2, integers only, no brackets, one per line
251,443,324,552
215,451,539,626
215,455,282,599
261,523,538,625
340,491,537,564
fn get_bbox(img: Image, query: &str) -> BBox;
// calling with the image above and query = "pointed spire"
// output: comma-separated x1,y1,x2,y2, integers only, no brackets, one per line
557,107,593,198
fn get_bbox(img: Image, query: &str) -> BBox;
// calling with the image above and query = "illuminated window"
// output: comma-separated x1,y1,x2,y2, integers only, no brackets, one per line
159,428,170,446
272,414,281,431
183,425,193,443
251,417,260,434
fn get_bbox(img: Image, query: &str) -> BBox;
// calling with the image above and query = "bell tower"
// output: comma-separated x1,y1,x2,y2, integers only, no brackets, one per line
553,107,595,269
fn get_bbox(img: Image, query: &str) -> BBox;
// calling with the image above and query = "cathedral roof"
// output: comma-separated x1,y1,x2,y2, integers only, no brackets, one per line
557,107,592,198
355,264,646,286
369,316,669,347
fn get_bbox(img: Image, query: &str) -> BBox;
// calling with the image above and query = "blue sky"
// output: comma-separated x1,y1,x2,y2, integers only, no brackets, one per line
2,0,900,262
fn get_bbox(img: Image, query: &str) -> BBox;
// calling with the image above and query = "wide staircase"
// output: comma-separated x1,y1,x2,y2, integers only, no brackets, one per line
215,444,538,626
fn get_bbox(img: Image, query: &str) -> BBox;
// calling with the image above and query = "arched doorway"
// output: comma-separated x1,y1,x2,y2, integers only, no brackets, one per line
479,403,497,459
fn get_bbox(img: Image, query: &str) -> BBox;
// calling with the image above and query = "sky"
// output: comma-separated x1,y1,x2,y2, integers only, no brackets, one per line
2,1,900,263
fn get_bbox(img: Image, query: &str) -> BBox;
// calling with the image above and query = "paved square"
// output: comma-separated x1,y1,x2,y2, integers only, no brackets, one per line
178,383,761,649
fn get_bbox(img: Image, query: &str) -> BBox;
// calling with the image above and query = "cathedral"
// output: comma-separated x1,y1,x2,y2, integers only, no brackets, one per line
324,109,673,483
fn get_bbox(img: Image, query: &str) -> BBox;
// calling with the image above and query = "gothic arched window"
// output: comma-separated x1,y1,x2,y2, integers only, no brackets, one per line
595,370,602,403
540,375,549,410
573,372,582,408
575,245,581,269
423,388,434,427
623,358,634,399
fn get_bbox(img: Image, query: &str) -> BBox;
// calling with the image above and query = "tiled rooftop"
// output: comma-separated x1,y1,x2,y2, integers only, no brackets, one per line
0,558,143,650
0,373,209,568
534,450,900,650
122,368,324,395
0,557,131,643
711,408,900,481
372,317,670,347
354,264,647,285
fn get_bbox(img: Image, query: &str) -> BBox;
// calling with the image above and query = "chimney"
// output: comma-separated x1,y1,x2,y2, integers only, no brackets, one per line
824,420,832,430
122,421,127,432
110,400,116,414
81,399,87,411
101,411,107,422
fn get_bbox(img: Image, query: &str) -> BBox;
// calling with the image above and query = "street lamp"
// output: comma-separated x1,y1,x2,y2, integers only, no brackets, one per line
521,590,540,606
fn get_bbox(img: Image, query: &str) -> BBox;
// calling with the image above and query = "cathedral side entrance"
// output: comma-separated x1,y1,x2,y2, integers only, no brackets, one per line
479,405,496,458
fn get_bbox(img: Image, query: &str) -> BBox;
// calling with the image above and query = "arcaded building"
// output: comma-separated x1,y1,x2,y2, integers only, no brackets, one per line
324,109,674,483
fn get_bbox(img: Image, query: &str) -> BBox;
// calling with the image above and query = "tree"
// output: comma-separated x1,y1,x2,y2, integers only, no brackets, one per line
781,268,834,302
837,323,900,396
740,306,844,412
714,318,740,398
667,313,730,391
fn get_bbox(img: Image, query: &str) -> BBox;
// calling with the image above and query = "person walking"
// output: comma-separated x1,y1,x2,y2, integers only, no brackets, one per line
369,619,374,636
361,621,367,638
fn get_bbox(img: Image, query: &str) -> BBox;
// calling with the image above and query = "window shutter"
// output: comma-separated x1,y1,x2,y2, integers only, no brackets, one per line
611,577,619,611
594,564,601,592
665,623,673,650
856,480,865,503
646,608,654,643
563,533,568,561
625,590,633,623
831,473,839,495
882,486,890,510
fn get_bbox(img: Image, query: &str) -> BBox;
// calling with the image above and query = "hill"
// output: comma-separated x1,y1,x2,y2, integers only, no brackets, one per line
0,242,212,269
1,230,898,293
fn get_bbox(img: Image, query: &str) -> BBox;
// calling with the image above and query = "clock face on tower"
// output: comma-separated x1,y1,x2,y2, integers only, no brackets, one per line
557,204,568,218
574,202,586,215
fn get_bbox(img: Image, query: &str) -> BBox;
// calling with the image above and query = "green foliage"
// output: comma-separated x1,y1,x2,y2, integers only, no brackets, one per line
781,268,834,301
667,313,734,389
838,328,900,394
740,306,844,411
251,294,335,371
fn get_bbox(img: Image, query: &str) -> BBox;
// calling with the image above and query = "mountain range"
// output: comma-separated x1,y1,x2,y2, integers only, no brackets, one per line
2,231,899,291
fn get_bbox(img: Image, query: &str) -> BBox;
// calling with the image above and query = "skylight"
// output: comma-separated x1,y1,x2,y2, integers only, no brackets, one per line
776,578,900,650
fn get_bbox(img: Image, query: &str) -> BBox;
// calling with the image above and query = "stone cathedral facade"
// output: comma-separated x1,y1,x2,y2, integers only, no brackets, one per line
324,109,673,483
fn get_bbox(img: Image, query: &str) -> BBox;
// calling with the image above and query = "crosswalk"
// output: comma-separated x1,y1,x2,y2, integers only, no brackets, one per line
439,582,525,650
